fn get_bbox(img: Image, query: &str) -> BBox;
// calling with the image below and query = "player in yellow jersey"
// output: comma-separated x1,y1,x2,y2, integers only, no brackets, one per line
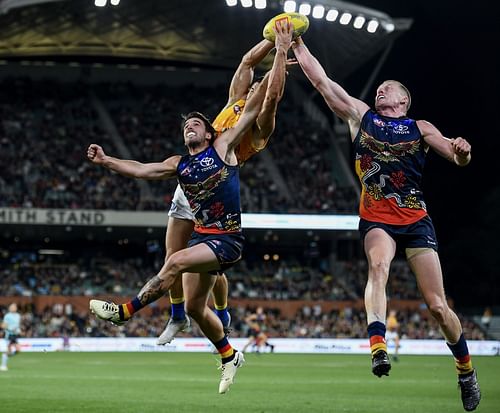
385,309,400,362
90,24,290,346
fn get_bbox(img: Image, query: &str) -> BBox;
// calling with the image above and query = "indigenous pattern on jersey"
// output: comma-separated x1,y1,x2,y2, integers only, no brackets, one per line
212,98,261,163
177,145,241,234
354,110,428,225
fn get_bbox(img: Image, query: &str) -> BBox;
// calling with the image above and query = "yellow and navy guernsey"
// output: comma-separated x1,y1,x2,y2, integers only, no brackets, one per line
354,110,428,226
212,98,263,164
177,146,241,235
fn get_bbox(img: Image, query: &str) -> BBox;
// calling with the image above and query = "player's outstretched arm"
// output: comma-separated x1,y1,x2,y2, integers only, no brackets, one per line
227,39,275,105
417,121,472,166
253,19,293,144
214,79,269,164
87,144,180,179
292,37,368,134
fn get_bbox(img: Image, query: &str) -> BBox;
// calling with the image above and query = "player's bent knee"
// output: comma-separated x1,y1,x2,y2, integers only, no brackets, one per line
428,302,448,324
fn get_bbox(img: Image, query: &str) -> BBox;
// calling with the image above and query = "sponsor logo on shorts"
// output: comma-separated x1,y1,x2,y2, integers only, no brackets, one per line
426,236,437,246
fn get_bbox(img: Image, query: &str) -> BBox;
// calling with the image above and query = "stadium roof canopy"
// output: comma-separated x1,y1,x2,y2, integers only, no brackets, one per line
0,0,412,81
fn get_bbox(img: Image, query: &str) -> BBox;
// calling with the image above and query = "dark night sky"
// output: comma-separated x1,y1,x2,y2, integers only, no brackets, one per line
319,1,499,306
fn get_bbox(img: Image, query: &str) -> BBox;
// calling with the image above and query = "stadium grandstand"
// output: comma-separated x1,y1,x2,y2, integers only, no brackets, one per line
0,2,498,411
0,0,495,342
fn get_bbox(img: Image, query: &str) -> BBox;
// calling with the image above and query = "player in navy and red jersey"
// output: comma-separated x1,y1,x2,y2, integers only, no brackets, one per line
293,37,480,411
87,20,293,394
90,30,288,346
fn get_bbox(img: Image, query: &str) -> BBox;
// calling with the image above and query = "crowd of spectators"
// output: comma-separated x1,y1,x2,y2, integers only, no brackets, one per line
2,300,486,342
0,78,142,210
0,77,358,213
0,246,487,340
0,247,418,302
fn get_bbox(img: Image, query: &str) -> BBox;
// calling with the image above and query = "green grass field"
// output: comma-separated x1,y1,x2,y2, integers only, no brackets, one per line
0,352,498,413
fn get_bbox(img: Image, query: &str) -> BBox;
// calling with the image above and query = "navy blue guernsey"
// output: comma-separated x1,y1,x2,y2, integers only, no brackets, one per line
354,110,428,225
177,146,241,234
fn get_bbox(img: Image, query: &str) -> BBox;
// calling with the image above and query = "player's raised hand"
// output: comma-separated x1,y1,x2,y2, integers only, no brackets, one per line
451,137,471,158
273,19,293,51
87,144,106,164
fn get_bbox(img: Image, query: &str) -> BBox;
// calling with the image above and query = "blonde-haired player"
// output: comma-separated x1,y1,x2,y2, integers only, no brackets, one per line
90,21,292,346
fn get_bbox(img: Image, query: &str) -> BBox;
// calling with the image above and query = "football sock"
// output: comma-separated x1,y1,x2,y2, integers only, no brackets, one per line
170,295,186,321
1,353,7,367
447,333,474,375
368,321,387,356
118,297,143,321
214,303,230,328
214,336,235,363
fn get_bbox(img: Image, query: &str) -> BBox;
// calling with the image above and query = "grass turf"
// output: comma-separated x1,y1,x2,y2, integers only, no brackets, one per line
0,352,498,412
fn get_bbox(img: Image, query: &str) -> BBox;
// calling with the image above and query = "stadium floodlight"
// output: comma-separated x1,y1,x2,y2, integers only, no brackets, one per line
384,22,395,32
298,3,311,16
339,12,352,25
325,9,339,21
353,15,365,29
312,5,325,19
255,0,266,9
240,0,252,8
366,19,379,33
110,0,120,5
225,0,238,6
283,0,296,12
94,0,107,7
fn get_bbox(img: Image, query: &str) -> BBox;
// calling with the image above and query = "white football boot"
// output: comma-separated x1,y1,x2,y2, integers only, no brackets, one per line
218,351,245,394
157,317,191,345
89,299,125,326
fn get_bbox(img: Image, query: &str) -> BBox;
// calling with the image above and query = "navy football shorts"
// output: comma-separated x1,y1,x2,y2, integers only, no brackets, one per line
188,232,245,274
359,215,438,252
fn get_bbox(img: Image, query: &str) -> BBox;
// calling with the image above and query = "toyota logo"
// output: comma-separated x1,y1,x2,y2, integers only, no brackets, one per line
200,157,214,167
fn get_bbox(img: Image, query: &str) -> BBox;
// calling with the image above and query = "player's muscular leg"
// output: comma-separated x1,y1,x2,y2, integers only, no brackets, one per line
136,217,193,306
183,272,225,342
167,217,194,299
363,229,396,324
212,274,229,308
406,248,462,342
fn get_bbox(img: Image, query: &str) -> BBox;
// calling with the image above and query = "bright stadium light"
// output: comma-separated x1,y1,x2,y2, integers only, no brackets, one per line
298,3,311,16
366,19,379,33
384,22,395,32
225,0,237,5
325,9,339,21
339,12,352,25
94,0,107,7
241,0,252,8
353,15,365,29
110,0,120,5
283,0,296,12
255,0,266,9
312,5,325,19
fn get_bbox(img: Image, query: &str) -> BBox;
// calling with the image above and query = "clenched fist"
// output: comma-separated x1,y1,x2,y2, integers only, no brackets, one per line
450,137,471,166
87,144,106,164
451,137,471,157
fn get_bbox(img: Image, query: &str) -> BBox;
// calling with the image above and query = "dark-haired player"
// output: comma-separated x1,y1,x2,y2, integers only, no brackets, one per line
87,20,293,394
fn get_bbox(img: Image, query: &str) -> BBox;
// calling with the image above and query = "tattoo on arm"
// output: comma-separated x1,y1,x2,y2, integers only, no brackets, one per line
137,275,169,305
